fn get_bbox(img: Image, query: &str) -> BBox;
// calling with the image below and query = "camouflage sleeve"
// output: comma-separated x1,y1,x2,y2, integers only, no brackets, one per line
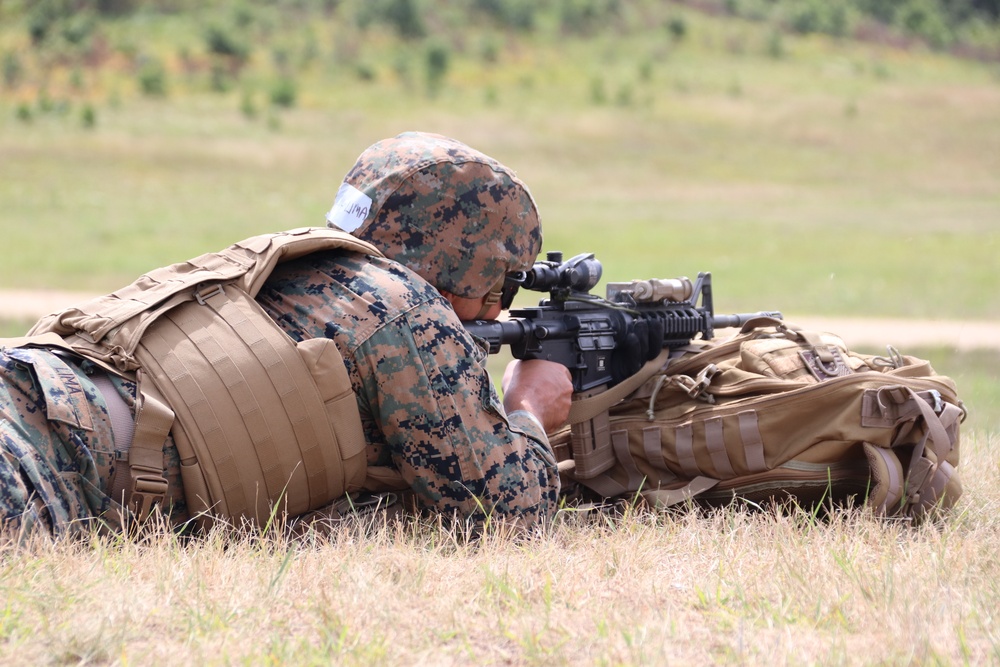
347,300,560,527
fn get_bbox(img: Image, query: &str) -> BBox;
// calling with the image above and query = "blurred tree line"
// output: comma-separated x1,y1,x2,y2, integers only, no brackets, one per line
1,0,998,128
4,0,999,51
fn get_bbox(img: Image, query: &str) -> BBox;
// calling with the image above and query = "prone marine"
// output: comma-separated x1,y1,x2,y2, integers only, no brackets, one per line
0,131,574,540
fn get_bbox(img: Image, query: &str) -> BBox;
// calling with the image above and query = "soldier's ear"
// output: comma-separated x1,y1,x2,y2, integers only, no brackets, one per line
438,290,459,307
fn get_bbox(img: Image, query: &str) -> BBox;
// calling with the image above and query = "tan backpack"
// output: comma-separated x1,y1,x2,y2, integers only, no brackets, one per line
29,227,381,528
551,318,964,522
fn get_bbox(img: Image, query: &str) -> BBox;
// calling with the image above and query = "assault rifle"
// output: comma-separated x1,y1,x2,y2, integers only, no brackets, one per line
463,251,782,393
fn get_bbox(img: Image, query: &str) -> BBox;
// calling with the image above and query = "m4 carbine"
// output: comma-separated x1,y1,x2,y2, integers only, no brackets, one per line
463,251,782,393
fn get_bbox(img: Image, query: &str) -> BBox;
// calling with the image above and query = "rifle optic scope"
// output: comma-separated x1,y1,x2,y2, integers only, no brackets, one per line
520,251,603,294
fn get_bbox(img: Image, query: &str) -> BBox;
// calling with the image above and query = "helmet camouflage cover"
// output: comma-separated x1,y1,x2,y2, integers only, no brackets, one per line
326,131,542,299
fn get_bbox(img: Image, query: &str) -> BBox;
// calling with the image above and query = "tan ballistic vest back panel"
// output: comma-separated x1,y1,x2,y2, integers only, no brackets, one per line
29,227,379,526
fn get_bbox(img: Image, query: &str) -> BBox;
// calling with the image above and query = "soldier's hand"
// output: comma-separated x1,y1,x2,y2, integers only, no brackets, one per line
501,359,573,434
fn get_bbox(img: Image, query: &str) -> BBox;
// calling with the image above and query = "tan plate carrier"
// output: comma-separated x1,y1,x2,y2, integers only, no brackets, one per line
26,227,381,528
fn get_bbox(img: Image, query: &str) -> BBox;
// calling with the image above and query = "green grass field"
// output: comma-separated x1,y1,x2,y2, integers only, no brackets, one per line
2,4,1000,664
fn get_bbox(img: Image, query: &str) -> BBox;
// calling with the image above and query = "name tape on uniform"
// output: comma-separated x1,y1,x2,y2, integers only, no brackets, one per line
326,182,373,232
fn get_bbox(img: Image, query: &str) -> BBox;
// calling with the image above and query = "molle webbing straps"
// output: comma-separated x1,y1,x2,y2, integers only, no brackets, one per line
27,228,382,527
136,284,365,524
551,319,964,522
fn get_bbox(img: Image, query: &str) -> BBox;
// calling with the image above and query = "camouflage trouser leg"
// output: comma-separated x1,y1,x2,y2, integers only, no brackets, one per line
0,347,116,541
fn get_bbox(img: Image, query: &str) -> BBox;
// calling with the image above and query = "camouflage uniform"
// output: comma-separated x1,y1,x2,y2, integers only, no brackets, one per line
257,251,559,525
1,131,558,537
1,248,559,537
317,130,560,523
0,347,186,539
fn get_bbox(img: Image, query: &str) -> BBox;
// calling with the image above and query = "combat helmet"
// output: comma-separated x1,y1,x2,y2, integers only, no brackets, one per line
325,131,542,301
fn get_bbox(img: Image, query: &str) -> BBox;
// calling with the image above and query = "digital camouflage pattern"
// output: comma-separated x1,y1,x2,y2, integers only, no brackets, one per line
328,131,543,299
0,244,559,536
0,347,187,540
257,250,561,526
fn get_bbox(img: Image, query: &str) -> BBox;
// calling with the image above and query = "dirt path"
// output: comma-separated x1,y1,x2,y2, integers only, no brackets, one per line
1,289,997,351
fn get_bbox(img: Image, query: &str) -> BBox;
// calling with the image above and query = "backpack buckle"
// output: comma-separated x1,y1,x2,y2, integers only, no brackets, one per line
926,389,944,415
195,284,225,305
128,474,169,521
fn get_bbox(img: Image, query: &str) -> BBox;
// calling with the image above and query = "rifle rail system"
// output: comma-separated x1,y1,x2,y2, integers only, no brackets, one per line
463,251,781,392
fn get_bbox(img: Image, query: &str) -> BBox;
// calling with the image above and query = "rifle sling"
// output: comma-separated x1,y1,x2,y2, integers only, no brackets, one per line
567,349,671,425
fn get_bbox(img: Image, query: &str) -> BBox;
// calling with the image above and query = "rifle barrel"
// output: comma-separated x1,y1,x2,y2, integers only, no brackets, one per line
711,311,783,330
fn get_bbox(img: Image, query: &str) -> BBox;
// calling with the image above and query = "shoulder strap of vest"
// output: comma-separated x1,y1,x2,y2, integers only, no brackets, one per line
29,227,382,371
227,227,383,298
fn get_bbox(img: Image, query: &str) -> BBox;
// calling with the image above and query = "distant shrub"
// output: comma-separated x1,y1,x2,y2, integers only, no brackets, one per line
231,1,256,29
359,0,426,39
204,23,251,63
855,0,898,24
16,102,32,123
355,62,377,81
787,0,845,35
473,0,504,17
503,1,538,31
666,15,688,41
270,76,297,108
138,57,168,97
425,39,450,96
96,0,139,16
81,103,97,128
27,0,69,45
473,0,537,31
897,0,953,48
782,0,853,38
559,0,600,36
61,11,97,46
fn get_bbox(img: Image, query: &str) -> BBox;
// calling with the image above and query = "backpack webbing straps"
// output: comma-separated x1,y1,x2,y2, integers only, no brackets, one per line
124,372,174,521
705,416,736,478
567,349,672,425
640,477,719,509
862,385,963,518
198,285,345,511
897,387,960,518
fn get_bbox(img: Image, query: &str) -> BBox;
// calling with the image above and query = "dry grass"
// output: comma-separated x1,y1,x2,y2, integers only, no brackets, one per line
2,9,999,665
3,430,997,666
